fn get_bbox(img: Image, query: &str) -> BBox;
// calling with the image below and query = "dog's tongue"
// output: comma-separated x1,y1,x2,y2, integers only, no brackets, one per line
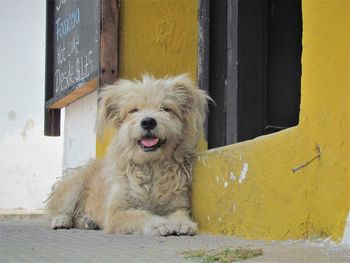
141,138,159,147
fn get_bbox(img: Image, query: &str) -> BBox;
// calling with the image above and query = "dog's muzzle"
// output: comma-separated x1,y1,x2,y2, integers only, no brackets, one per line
138,117,166,152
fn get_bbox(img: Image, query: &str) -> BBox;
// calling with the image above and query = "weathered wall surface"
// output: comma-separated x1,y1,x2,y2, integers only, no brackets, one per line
118,0,198,79
0,0,63,210
63,91,97,171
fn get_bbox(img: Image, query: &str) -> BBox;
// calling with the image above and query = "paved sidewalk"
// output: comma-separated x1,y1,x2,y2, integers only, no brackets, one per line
0,220,349,263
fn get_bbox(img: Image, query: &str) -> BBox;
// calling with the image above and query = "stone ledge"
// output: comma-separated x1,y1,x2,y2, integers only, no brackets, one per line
0,209,46,221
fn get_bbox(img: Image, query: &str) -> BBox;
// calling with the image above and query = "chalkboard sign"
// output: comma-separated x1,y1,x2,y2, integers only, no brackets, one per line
46,0,100,109
45,0,118,135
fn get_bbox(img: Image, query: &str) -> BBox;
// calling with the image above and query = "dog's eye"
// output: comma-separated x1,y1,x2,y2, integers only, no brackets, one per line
161,107,172,112
128,108,139,114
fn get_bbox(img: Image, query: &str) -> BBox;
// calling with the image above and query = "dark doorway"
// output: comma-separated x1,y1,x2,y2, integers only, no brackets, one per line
203,0,302,148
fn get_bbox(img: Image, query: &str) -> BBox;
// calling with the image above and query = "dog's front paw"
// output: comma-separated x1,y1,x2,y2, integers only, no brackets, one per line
170,218,198,236
82,215,100,230
143,216,174,236
51,214,73,230
74,215,100,230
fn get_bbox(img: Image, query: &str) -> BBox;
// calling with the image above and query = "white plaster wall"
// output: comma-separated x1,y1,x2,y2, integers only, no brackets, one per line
342,213,350,244
0,0,63,210
63,91,97,171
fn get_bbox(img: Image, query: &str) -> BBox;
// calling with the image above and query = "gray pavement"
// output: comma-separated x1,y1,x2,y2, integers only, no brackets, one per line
0,220,349,263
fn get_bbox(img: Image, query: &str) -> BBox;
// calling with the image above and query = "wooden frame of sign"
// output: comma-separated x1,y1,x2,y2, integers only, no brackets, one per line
44,0,118,136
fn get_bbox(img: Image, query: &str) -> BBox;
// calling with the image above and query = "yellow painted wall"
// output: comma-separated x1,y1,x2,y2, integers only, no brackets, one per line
96,0,350,241
193,0,349,241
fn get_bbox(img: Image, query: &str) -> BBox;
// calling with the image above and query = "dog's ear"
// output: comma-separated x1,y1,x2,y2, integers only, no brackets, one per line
95,82,125,139
171,74,212,132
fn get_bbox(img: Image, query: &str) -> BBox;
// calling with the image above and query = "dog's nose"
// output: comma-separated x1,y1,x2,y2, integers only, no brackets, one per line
141,117,157,130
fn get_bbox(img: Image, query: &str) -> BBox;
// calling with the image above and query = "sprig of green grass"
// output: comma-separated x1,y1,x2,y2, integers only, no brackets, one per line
179,247,263,262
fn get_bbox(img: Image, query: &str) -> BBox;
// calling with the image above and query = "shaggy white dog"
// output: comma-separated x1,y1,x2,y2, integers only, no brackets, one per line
47,74,210,236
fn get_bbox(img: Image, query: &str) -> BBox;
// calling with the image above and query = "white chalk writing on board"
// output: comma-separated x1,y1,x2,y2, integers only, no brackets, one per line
53,0,99,95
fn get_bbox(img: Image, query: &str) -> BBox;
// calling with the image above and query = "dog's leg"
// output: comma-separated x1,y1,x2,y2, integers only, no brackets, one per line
47,168,87,229
167,208,198,235
104,208,175,236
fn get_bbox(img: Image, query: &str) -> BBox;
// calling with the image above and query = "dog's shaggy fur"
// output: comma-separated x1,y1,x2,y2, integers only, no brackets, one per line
46,74,210,236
